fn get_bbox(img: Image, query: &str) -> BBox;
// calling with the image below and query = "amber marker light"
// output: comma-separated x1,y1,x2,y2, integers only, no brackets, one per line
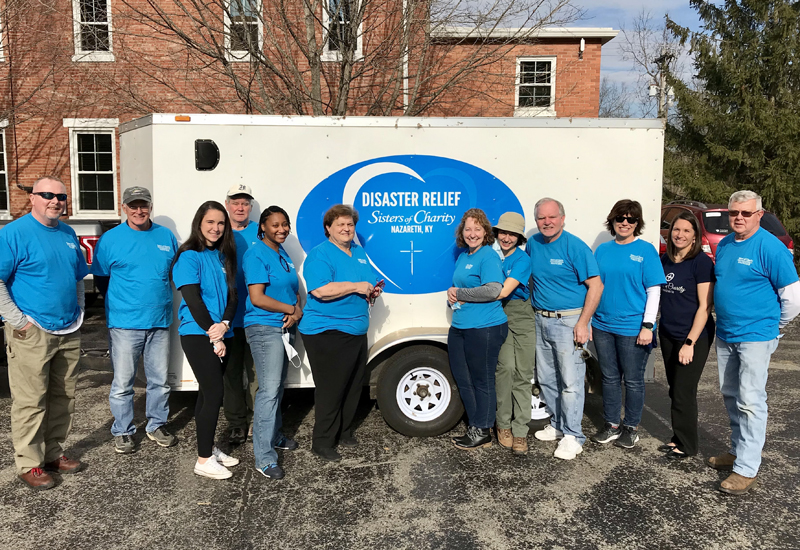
175,115,192,122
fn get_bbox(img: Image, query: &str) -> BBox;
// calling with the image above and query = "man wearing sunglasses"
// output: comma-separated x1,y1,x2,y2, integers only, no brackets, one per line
709,190,800,495
223,184,259,445
0,176,89,490
90,187,179,454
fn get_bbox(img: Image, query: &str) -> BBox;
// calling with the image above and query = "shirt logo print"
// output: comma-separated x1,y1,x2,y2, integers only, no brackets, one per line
665,272,674,282
358,258,367,264
465,264,474,270
157,244,171,252
630,254,644,263
66,242,77,250
738,257,753,266
550,259,564,265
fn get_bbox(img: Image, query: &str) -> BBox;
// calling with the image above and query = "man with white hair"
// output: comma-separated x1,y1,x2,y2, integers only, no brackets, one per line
708,190,800,494
0,176,88,490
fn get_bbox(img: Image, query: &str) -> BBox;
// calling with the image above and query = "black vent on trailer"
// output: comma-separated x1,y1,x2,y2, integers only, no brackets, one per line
195,140,219,171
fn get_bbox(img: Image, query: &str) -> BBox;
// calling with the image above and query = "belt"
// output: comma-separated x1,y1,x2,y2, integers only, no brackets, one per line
535,308,583,318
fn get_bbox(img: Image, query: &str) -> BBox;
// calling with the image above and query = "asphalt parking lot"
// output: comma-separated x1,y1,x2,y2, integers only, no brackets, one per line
1,300,799,550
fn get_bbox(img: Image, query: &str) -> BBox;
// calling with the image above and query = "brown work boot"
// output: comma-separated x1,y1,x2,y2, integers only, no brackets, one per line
44,455,84,474
706,452,736,471
719,472,758,495
512,437,528,455
497,428,513,449
19,468,55,491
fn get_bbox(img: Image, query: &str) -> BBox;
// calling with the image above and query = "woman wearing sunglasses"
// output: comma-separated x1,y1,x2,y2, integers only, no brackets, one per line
243,206,302,480
171,201,240,479
658,211,715,460
591,200,666,449
299,204,383,463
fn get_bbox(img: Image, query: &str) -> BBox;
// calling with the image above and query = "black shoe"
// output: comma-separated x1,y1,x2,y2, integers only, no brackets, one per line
657,443,677,453
453,426,492,450
665,448,689,460
614,426,640,449
229,427,246,445
312,446,342,462
275,435,298,451
590,423,622,444
338,434,358,447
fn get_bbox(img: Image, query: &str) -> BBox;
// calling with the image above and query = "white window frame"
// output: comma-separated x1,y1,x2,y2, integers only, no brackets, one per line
322,0,363,62
224,0,263,62
514,56,557,117
63,118,119,219
0,121,9,220
71,0,115,62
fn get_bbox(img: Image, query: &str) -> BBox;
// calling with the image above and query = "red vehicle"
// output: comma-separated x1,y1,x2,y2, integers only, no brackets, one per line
660,200,794,261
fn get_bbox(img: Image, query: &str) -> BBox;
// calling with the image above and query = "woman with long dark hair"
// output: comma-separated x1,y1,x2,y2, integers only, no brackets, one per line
243,206,302,480
591,199,665,450
171,201,240,479
658,211,715,459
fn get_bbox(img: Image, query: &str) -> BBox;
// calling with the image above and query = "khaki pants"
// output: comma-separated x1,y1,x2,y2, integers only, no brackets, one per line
5,324,81,474
495,298,536,437
222,327,258,430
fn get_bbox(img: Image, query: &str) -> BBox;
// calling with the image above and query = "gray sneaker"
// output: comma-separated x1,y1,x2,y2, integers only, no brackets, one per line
114,434,136,454
614,426,640,449
147,427,178,448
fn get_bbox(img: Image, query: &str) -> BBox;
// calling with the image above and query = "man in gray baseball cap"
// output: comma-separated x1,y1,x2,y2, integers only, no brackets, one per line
91,186,179,454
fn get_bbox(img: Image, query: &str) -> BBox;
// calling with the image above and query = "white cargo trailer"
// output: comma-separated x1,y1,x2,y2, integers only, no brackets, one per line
118,114,664,436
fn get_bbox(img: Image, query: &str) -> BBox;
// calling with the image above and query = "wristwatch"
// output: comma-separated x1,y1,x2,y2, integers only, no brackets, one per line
684,338,694,346
641,322,654,330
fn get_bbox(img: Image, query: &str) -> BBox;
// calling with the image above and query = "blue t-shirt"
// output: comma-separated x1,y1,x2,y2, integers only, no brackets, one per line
90,222,178,329
232,221,260,328
299,241,379,336
527,231,599,311
714,228,798,342
243,242,299,328
451,245,507,329
593,239,666,336
660,252,715,340
0,214,89,331
502,247,531,301
171,248,234,338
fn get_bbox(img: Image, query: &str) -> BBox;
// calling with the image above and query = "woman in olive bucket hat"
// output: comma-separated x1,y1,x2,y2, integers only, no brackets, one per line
493,212,537,455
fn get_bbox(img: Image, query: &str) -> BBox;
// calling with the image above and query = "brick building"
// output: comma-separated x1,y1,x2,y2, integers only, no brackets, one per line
0,0,616,221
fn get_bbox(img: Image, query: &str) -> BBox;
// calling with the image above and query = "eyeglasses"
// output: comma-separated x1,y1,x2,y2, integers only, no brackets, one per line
614,216,639,224
33,192,67,201
728,210,760,218
125,204,151,211
279,255,291,273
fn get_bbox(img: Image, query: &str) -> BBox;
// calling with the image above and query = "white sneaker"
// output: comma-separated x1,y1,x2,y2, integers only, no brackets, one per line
534,425,564,441
553,435,583,460
194,456,232,479
212,446,240,467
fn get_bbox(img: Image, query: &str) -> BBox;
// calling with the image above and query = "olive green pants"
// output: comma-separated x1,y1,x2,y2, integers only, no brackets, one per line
5,324,81,474
495,298,536,437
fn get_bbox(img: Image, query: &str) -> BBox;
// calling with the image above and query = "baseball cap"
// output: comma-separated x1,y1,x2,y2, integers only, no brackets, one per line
226,184,254,199
122,187,152,205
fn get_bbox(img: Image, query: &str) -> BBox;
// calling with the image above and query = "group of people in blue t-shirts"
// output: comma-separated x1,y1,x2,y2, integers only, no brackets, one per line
442,192,800,495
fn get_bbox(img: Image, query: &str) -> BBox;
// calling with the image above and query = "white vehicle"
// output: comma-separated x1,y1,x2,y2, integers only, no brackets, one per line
119,114,664,437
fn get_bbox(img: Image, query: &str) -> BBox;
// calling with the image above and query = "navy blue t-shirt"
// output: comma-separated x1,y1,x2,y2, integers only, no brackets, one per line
660,252,715,340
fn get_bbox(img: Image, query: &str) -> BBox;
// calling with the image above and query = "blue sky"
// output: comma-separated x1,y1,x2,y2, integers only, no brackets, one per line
578,1,704,91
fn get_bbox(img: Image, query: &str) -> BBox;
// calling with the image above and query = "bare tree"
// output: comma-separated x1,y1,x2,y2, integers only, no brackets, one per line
598,76,632,118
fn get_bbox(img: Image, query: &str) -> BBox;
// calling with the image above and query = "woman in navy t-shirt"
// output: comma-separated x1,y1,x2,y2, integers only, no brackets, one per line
447,208,508,450
658,211,715,459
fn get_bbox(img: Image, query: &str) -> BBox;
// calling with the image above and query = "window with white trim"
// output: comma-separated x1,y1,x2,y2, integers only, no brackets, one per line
225,0,262,61
322,0,362,62
0,129,8,214
514,57,557,117
64,119,119,216
72,0,114,62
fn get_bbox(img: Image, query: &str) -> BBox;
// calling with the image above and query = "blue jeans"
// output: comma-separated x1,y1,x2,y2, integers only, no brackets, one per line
716,337,778,478
108,328,171,436
448,323,508,429
246,324,291,468
593,327,650,428
535,313,587,444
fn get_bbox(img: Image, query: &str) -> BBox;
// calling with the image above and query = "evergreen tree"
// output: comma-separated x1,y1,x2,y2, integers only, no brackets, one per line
665,0,800,245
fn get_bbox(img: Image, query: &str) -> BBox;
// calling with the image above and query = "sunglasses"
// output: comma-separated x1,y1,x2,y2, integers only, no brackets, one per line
728,210,760,218
33,191,67,201
614,215,639,224
279,255,291,273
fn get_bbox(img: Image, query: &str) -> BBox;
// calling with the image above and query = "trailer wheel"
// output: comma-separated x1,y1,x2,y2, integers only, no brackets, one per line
377,345,464,437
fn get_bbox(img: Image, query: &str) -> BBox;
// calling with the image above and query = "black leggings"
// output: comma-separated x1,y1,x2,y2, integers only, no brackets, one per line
181,335,231,458
301,330,367,450
659,329,712,456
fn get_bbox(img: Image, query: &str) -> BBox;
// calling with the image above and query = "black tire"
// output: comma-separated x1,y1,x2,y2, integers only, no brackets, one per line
376,345,464,437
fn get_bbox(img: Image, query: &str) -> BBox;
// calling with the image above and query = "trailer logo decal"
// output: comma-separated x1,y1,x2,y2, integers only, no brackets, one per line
297,155,523,295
